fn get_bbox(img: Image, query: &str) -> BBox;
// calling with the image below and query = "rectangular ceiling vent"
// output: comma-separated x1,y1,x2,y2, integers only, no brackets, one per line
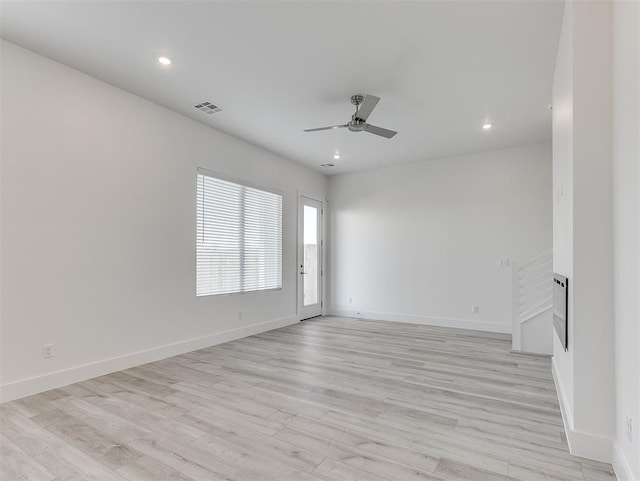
194,101,222,115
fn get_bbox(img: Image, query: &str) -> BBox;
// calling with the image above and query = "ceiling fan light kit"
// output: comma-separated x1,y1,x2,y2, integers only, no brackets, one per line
304,94,397,139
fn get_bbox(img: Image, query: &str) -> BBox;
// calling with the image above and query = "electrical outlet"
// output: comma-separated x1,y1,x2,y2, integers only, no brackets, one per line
42,343,53,359
238,312,243,320
348,297,353,304
472,305,480,314
626,414,633,443
498,258,510,267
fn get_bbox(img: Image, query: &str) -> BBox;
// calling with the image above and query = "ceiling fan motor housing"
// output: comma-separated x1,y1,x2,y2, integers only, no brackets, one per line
348,118,366,132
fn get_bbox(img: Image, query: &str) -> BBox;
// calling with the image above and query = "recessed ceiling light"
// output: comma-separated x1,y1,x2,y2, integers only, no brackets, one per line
333,153,341,160
482,123,492,130
158,56,172,66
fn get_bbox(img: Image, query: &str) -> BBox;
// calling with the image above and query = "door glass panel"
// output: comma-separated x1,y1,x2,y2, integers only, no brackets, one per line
303,205,318,307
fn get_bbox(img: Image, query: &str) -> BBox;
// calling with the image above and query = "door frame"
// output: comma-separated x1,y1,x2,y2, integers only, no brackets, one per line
297,195,324,320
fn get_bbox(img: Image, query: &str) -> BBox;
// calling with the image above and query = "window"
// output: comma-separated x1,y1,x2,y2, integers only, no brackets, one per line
196,169,282,296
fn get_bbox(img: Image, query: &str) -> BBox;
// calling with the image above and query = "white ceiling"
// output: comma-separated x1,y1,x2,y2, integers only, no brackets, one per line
1,1,564,175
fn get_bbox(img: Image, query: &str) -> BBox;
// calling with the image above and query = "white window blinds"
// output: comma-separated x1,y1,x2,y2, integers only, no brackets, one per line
196,170,282,297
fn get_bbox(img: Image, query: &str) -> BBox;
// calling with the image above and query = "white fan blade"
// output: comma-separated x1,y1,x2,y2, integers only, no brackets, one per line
355,95,380,121
364,124,397,138
304,124,348,132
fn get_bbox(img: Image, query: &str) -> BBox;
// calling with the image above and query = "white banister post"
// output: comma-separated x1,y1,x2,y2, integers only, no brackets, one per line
511,260,521,352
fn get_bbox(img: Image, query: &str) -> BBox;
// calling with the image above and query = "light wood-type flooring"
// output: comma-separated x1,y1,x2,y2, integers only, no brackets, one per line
0,316,617,481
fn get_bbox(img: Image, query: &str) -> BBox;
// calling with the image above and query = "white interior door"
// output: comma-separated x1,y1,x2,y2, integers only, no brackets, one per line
298,196,323,320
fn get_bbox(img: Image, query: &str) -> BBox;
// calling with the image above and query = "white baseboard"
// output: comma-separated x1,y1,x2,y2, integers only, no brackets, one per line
0,316,298,403
326,307,511,334
552,357,613,464
552,355,575,431
565,424,614,464
613,442,639,481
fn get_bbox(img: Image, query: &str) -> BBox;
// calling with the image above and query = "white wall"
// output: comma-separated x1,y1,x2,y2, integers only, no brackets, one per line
0,41,327,402
551,0,616,465
327,143,552,334
551,0,575,416
612,0,640,479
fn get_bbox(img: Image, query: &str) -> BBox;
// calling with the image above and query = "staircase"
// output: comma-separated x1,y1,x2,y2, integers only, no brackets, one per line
512,249,553,355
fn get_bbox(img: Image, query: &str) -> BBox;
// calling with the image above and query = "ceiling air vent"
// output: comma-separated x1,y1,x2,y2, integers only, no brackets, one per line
194,101,222,115
320,163,335,168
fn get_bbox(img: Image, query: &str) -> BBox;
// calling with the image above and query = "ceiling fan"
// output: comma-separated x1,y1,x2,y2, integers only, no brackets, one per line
304,94,397,139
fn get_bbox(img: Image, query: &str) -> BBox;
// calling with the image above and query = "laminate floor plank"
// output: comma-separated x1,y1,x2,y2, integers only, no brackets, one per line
0,434,56,481
0,316,617,480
